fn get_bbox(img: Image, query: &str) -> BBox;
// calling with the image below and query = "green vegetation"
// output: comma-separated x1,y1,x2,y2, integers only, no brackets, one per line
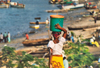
64,35,96,68
0,36,98,68
0,46,48,68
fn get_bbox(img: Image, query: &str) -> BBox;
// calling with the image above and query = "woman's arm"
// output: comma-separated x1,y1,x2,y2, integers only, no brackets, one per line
55,23,67,38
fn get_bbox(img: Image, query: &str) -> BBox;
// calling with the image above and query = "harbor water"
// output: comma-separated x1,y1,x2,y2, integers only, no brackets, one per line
0,0,88,40
0,0,59,39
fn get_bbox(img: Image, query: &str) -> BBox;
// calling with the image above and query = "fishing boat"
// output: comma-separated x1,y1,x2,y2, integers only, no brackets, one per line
22,38,49,46
10,2,25,8
84,2,97,9
85,5,97,9
58,4,84,9
49,0,72,4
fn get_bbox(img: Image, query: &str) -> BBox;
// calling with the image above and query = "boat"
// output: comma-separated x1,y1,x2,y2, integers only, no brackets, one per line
85,5,97,9
84,2,97,9
30,22,47,24
58,4,84,9
22,38,49,46
30,25,40,29
30,21,50,24
10,2,25,8
49,0,72,4
0,3,9,8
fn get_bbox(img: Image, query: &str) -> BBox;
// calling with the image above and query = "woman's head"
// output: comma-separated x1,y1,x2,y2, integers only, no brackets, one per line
52,32,61,39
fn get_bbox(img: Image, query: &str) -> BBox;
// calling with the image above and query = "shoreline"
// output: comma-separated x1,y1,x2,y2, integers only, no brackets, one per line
0,0,99,52
0,10,94,51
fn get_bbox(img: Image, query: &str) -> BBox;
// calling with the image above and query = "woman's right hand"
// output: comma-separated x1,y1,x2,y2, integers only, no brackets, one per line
55,23,61,29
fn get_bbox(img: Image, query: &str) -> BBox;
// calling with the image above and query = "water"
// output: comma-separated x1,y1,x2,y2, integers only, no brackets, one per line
0,0,89,39
0,0,60,39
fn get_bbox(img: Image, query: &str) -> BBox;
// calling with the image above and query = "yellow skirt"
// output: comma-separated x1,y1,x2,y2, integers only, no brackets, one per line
51,55,64,68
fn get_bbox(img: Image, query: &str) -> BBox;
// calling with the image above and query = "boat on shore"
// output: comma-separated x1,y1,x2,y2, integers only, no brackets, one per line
10,2,25,8
84,2,97,9
58,4,84,9
85,5,97,9
22,38,49,46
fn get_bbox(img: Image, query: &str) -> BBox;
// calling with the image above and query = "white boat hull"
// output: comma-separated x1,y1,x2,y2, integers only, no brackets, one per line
63,4,84,9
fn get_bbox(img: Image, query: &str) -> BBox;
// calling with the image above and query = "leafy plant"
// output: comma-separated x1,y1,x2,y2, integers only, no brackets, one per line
1,46,16,67
1,46,34,68
16,51,34,68
71,31,75,36
33,57,49,68
0,46,49,68
64,39,96,67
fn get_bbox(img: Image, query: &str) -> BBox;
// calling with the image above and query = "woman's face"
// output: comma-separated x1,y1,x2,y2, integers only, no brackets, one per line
52,32,61,39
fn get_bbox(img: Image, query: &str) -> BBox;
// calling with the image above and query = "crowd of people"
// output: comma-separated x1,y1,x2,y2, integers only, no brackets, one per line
0,32,11,43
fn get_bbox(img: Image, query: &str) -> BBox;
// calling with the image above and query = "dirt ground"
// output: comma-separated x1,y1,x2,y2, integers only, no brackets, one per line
66,16,100,58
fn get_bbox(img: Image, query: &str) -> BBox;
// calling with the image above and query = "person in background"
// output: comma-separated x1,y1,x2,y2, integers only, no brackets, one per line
46,17,49,25
47,23,67,68
8,32,11,42
25,33,29,40
4,32,7,43
71,35,74,43
73,1,77,6
63,56,69,68
93,40,99,47
0,33,3,43
92,34,95,40
62,50,69,68
34,20,40,30
66,32,71,41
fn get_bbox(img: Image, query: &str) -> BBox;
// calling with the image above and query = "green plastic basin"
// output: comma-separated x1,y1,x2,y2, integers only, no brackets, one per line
50,15,64,32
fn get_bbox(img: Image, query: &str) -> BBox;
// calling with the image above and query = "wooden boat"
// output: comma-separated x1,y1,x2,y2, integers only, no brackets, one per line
85,5,97,9
30,25,40,29
22,38,49,46
60,4,84,9
68,24,100,30
49,0,72,4
30,22,47,24
0,3,9,8
10,2,25,8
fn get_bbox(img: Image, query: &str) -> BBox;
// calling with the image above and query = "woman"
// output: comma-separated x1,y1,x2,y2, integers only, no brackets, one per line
47,23,67,68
